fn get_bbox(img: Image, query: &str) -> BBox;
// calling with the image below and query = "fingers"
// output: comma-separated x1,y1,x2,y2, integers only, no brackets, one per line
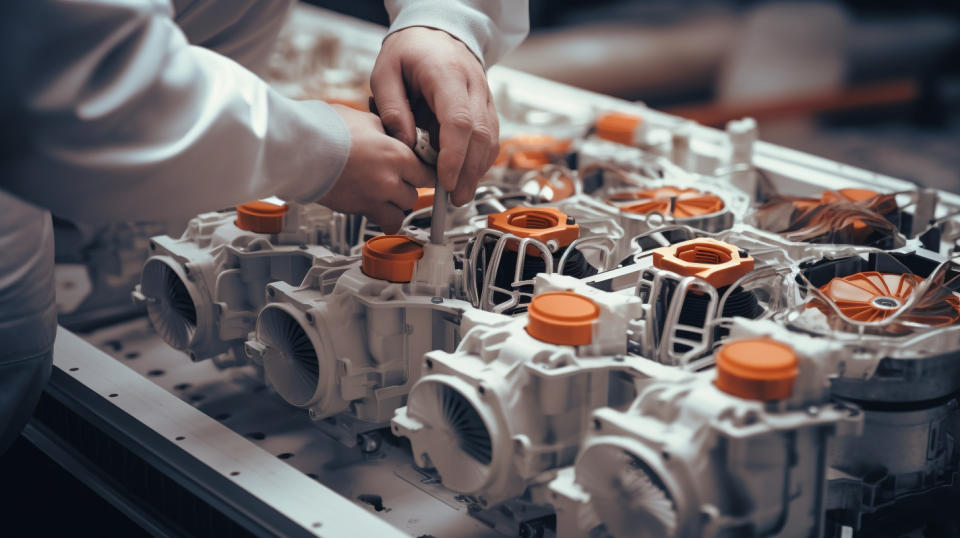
423,70,472,194
393,140,438,189
451,87,498,206
368,203,405,235
370,60,416,147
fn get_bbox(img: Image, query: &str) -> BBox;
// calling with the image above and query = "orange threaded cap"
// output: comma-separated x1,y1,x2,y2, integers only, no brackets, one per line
413,188,435,211
526,292,599,346
652,238,754,289
487,207,580,254
595,112,643,145
236,200,288,234
361,235,424,283
715,339,798,400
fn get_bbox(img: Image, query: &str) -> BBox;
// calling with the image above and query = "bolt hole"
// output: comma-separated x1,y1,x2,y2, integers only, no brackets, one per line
189,394,206,403
215,413,231,421
278,453,294,460
108,393,118,398
124,352,140,360
307,473,319,480
246,432,266,441
593,418,602,430
174,383,192,391
425,359,433,369
230,471,240,477
69,367,79,372
312,523,322,529
478,385,486,395
175,436,185,441
147,369,165,377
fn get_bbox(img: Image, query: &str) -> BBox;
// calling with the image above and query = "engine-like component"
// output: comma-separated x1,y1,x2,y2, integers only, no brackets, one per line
549,336,857,538
246,234,473,444
466,206,616,313
632,237,783,365
393,275,646,506
135,200,339,364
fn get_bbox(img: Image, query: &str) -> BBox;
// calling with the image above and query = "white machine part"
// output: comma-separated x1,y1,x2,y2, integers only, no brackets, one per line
392,275,646,506
549,336,860,538
245,236,474,445
134,201,339,364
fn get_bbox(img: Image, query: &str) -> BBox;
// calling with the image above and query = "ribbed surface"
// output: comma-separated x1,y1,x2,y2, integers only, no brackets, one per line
440,385,492,465
260,308,319,406
145,262,197,351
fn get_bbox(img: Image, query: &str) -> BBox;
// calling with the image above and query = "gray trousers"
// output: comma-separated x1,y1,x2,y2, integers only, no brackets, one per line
0,350,53,453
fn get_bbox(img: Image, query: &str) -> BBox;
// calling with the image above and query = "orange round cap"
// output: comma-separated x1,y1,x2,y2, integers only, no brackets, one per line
526,292,599,346
236,200,288,234
361,235,424,283
595,112,643,145
652,238,754,289
487,207,580,254
496,135,573,170
413,188,435,211
616,187,725,218
715,339,798,400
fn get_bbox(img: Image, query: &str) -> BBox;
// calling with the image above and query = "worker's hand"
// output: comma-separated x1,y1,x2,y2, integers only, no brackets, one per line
318,105,437,234
371,27,499,207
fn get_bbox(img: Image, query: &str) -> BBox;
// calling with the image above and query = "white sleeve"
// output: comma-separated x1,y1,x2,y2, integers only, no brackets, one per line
1,0,348,225
171,0,295,75
385,0,530,68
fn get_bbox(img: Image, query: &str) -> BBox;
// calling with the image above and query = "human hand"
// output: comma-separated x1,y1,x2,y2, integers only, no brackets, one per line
318,104,436,233
371,27,499,207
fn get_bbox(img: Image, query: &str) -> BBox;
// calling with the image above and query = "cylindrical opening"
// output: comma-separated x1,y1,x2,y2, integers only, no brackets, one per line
507,210,559,230
141,257,198,351
675,244,732,265
259,306,321,408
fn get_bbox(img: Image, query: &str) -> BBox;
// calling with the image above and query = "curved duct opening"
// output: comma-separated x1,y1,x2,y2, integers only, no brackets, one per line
577,444,678,538
141,258,198,351
259,306,320,407
407,379,497,494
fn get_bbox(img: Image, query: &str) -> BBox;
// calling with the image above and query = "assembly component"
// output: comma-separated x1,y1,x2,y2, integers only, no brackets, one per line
826,400,960,519
526,292,598,346
725,117,758,198
256,301,352,414
652,237,755,289
571,374,849,538
594,111,644,146
714,338,798,401
139,255,210,356
487,206,580,251
411,242,457,298
518,168,579,203
360,235,425,283
494,134,573,172
670,120,696,172
533,273,644,356
235,200,289,234
413,188,435,211
616,187,725,218
413,127,438,166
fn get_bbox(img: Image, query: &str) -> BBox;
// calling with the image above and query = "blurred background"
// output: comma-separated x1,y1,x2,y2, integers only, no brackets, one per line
308,0,960,192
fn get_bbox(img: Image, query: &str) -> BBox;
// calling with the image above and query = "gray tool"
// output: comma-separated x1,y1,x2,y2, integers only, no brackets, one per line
413,127,446,245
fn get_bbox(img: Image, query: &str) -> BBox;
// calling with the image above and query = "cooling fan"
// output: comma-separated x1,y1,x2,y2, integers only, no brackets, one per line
576,444,678,538
140,258,198,351
258,306,321,408
608,186,725,219
802,253,960,334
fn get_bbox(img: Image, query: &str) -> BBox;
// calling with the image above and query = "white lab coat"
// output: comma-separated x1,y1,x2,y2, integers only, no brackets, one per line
0,0,528,452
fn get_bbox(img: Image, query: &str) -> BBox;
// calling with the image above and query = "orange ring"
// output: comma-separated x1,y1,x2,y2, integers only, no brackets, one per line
526,292,599,346
236,201,288,234
715,339,798,400
595,112,642,145
361,235,424,283
652,238,754,289
487,207,580,255
413,188,435,212
615,187,725,218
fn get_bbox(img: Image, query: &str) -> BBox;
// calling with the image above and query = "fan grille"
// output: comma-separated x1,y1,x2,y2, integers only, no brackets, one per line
440,385,492,465
144,260,198,350
260,307,320,406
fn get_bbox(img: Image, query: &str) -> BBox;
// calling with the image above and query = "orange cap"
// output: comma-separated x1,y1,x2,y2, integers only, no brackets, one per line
487,207,580,254
715,339,798,400
361,235,424,283
236,201,288,234
616,187,725,218
413,188,435,211
526,292,599,346
595,112,643,145
821,188,878,204
496,135,572,170
522,173,577,202
652,238,754,288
